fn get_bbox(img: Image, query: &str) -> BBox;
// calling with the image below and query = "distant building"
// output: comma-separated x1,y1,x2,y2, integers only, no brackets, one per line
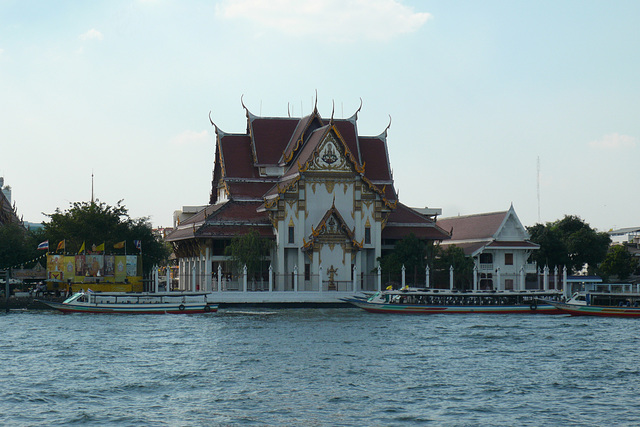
436,205,539,290
166,101,449,300
0,177,23,227
608,226,640,264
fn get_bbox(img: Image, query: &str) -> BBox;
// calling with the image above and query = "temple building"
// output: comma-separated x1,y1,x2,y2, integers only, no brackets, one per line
166,100,449,301
0,177,23,227
436,205,540,290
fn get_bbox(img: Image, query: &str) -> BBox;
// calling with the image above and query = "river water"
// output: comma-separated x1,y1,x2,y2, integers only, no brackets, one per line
1,308,639,426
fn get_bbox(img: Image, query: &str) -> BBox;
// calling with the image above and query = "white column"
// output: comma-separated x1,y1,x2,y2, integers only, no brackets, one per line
318,265,323,293
473,264,478,291
217,264,222,292
205,247,211,292
191,264,196,292
293,265,298,292
243,264,248,292
154,265,159,293
449,265,454,290
563,266,568,298
554,266,559,290
520,266,525,291
268,264,273,292
496,267,501,291
377,265,382,291
543,265,549,291
426,265,430,289
538,267,542,290
352,264,357,292
401,265,406,288
166,264,171,292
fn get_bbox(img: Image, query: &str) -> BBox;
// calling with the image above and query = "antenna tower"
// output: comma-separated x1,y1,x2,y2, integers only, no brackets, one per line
536,156,541,222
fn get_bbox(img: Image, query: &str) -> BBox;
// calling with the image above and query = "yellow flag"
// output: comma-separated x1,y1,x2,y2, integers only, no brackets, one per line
94,242,105,252
78,242,85,254
57,240,65,251
114,241,125,249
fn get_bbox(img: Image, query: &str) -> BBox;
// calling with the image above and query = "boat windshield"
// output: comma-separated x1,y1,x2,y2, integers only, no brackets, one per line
368,292,380,302
63,292,84,304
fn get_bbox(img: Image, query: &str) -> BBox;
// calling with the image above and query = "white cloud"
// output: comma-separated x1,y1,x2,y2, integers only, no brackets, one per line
171,130,210,146
589,133,637,150
79,29,104,41
216,0,431,42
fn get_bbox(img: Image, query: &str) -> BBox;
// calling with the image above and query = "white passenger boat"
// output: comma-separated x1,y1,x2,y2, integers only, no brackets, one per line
544,291,640,317
343,288,564,314
39,291,218,314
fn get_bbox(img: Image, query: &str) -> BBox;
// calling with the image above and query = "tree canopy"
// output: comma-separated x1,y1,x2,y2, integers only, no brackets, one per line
433,244,475,289
43,200,170,274
0,223,45,269
378,234,429,285
598,245,639,281
527,215,610,274
224,230,273,278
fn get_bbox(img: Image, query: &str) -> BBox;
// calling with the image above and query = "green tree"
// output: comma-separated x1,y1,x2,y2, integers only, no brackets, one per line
598,245,639,281
433,244,475,290
378,234,429,285
0,224,47,269
527,215,610,274
224,230,273,279
43,200,170,274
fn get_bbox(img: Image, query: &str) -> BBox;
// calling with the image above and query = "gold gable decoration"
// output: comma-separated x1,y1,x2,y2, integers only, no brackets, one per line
302,205,362,253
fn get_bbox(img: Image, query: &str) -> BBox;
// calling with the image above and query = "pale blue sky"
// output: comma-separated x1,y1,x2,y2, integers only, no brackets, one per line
1,0,638,232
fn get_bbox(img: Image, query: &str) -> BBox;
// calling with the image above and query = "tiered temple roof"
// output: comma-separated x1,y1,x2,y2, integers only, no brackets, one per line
167,101,448,245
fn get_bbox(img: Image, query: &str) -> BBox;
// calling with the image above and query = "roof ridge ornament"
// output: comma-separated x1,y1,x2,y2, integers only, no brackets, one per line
208,111,217,131
330,99,335,124
314,89,318,113
241,94,256,120
354,97,363,120
384,115,392,136
209,111,226,138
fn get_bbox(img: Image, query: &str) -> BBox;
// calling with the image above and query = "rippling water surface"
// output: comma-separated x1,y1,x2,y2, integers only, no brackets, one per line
1,308,639,426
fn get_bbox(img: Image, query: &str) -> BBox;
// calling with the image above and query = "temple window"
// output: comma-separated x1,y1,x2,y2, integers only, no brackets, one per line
479,253,492,264
288,226,295,244
505,253,513,265
304,264,310,281
365,226,371,244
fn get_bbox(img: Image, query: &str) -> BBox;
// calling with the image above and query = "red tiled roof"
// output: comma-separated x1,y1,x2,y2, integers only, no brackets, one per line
386,203,433,224
165,226,197,242
283,125,329,178
281,113,319,164
445,241,488,256
166,201,272,242
383,203,450,241
250,117,300,165
333,119,360,164
206,201,269,222
197,225,274,239
220,135,257,178
436,211,508,241
226,181,278,199
359,136,391,182
382,226,450,240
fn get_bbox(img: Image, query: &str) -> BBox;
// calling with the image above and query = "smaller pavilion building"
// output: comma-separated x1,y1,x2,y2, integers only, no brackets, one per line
436,205,539,290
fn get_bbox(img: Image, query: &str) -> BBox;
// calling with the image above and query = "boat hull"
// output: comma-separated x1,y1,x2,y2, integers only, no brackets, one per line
344,298,562,314
39,300,217,314
546,300,640,317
